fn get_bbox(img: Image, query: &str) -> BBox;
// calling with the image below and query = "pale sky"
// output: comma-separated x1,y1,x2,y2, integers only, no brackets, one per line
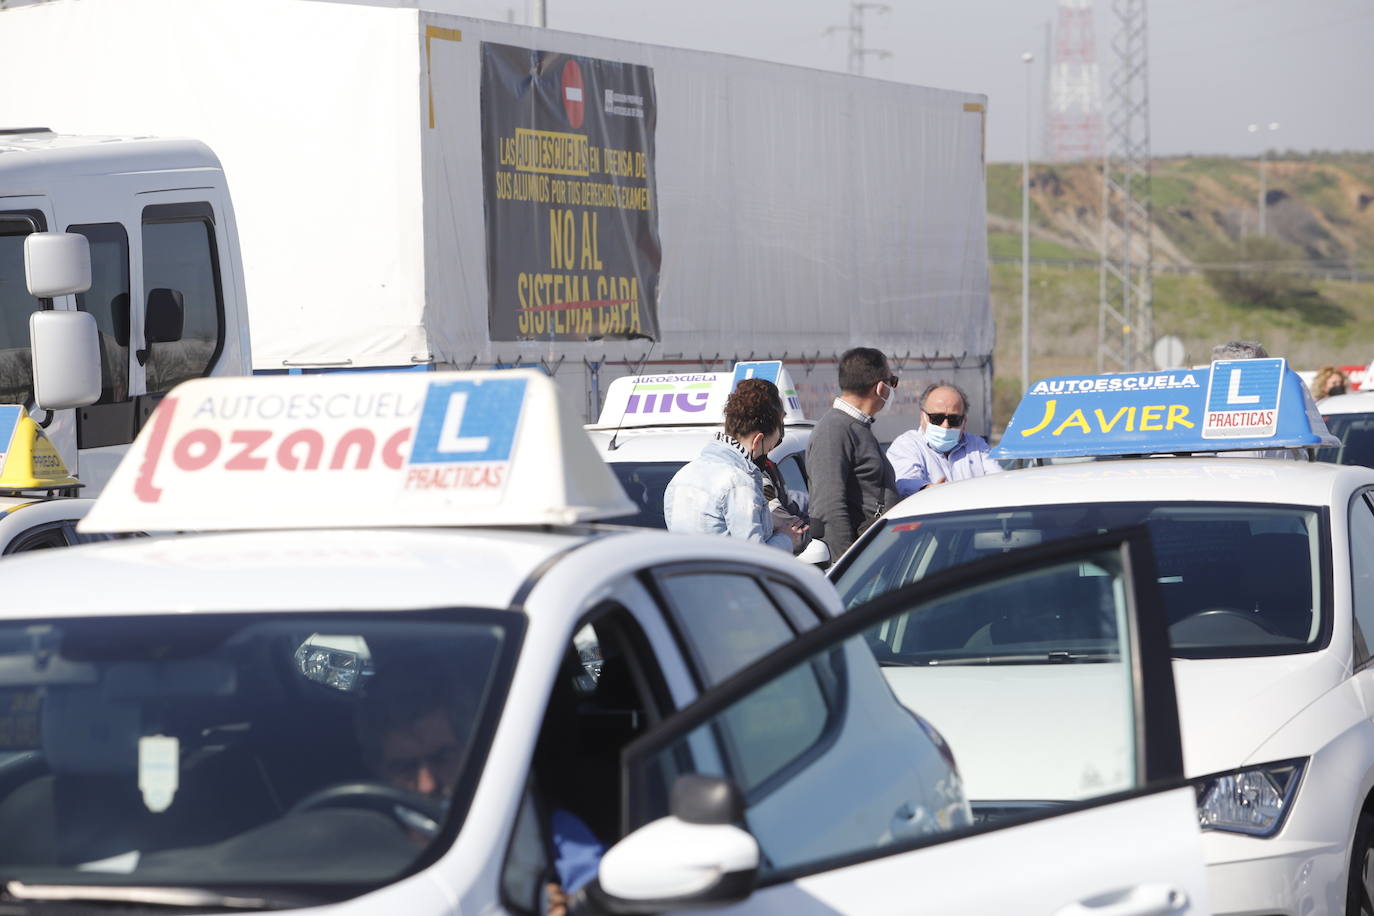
448,0,1374,162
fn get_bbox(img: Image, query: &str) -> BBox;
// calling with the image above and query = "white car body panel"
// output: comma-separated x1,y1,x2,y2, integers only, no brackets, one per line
730,787,1204,916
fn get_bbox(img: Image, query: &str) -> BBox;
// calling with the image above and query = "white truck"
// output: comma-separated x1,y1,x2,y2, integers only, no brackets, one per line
0,0,991,442
0,129,252,493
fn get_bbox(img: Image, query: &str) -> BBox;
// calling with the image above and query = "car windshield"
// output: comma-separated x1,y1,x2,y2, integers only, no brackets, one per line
835,503,1325,660
0,612,518,898
604,460,682,528
1317,412,1374,468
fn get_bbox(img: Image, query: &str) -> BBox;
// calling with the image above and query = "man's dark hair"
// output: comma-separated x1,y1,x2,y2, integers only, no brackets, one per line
838,348,889,394
918,382,970,414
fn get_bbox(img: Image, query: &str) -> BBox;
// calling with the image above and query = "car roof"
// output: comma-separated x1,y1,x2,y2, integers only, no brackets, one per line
1318,391,1374,415
0,527,597,617
586,424,812,464
885,457,1374,518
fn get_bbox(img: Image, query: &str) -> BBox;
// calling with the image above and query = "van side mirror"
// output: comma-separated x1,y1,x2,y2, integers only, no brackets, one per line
30,310,101,410
137,288,184,365
583,775,758,914
24,233,92,298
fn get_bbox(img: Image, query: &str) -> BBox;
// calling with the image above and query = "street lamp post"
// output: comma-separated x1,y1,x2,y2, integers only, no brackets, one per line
1248,121,1280,235
1021,51,1034,394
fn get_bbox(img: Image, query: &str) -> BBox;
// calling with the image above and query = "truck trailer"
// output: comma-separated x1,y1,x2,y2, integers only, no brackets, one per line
0,0,992,440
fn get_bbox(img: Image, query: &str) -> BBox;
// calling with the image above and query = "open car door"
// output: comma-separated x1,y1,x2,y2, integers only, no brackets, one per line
587,529,1209,915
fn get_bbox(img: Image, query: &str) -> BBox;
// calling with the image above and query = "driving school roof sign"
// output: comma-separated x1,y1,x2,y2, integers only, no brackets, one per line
589,362,807,430
79,370,636,533
991,359,1338,460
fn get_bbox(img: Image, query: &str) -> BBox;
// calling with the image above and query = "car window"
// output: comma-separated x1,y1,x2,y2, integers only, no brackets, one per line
1318,412,1374,468
765,580,825,632
1350,492,1374,667
0,612,520,891
654,570,796,685
776,454,808,509
628,545,1152,879
603,461,680,528
5,524,70,553
142,204,225,394
837,502,1326,659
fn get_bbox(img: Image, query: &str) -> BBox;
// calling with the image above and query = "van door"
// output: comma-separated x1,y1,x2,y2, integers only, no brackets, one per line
613,529,1210,913
132,191,236,431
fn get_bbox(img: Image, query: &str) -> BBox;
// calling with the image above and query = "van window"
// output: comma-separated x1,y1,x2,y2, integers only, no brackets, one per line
0,214,43,407
68,224,131,405
141,203,225,393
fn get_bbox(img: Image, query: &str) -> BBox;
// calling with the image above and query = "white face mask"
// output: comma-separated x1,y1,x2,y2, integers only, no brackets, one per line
924,423,960,453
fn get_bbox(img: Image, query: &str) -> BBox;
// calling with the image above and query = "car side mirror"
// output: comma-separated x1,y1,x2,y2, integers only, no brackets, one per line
24,232,91,298
137,288,184,365
797,537,831,566
30,310,101,410
583,774,758,913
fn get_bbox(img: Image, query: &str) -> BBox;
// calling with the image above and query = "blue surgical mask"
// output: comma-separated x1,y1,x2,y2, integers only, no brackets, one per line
924,423,961,453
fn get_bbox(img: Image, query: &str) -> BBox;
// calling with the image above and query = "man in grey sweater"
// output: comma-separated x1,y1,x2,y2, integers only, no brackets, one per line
806,348,901,561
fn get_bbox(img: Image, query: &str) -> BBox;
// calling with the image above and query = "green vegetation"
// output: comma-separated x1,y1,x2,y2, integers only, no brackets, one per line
987,232,1094,261
989,260,1374,431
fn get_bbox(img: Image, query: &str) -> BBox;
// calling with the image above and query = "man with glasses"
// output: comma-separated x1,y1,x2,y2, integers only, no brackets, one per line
806,347,900,560
887,383,1002,498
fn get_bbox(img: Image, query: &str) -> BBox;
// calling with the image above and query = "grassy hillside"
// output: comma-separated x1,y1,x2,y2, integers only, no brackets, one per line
986,154,1374,431
987,154,1374,269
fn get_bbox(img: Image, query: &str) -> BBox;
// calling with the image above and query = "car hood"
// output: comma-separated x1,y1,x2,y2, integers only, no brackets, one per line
1171,651,1345,776
883,651,1343,801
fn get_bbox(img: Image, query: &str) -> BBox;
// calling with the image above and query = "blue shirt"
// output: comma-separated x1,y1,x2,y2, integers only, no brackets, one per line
886,429,1004,498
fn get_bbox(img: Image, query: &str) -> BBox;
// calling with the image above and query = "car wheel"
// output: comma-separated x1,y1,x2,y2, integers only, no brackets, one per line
1349,811,1374,916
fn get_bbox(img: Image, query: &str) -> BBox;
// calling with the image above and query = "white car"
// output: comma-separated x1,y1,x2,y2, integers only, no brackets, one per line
0,370,1210,914
585,362,823,560
0,403,139,553
834,358,1374,915
1317,390,1374,468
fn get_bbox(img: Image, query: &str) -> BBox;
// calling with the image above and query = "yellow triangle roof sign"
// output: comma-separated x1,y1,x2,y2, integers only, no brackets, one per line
0,406,81,491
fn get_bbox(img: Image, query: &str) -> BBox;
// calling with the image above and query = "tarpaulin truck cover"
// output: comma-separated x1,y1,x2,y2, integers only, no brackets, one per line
0,0,991,437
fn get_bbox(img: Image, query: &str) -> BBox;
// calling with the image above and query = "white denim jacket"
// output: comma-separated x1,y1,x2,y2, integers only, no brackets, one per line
663,433,792,551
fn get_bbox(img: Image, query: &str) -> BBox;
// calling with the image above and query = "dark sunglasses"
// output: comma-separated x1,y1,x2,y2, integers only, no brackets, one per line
925,412,965,427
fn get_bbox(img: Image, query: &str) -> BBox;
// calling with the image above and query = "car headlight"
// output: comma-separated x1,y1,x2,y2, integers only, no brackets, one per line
1194,758,1306,837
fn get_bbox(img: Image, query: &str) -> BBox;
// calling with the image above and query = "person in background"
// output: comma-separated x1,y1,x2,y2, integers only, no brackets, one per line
806,347,900,560
663,378,805,551
886,383,1003,498
1212,340,1269,361
1311,365,1351,401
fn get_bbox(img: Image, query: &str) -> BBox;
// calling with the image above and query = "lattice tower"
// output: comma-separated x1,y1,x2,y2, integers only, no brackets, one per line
1098,0,1153,372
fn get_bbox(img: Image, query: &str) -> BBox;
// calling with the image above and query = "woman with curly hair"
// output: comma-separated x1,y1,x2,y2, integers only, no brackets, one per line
662,378,807,551
1311,365,1351,401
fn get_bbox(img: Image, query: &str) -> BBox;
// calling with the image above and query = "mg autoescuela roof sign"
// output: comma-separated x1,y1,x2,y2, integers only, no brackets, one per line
79,370,636,533
992,359,1338,461
590,361,806,430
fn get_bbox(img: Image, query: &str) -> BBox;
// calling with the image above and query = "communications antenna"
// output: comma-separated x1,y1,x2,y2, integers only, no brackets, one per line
1048,0,1103,162
1097,0,1153,372
825,2,891,76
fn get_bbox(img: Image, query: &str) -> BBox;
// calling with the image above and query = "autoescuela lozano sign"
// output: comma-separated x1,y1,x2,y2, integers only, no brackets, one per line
481,43,661,342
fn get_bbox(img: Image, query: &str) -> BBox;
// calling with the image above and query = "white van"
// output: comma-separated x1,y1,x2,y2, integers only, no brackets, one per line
0,128,252,493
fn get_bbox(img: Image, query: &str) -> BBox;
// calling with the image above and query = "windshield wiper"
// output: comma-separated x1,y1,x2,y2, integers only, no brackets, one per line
4,881,313,910
916,651,1119,666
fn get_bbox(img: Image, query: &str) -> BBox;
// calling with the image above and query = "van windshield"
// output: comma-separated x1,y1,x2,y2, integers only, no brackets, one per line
0,612,518,899
835,503,1325,660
